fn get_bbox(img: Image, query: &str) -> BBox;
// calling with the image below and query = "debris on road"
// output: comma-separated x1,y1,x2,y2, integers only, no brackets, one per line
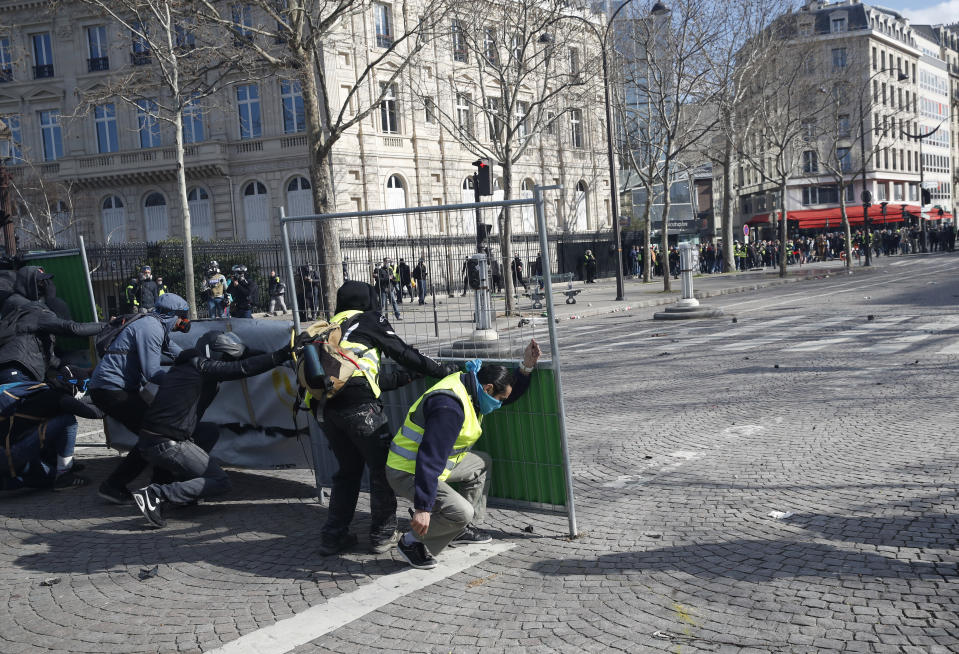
138,566,159,581
768,511,794,520
39,577,60,587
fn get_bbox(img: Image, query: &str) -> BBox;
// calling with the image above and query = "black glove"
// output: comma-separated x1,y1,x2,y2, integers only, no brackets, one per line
295,331,315,348
442,362,462,376
272,344,293,365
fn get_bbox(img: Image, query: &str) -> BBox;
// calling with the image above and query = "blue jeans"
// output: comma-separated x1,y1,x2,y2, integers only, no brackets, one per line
0,414,77,489
417,280,427,304
139,424,230,504
207,297,226,318
379,289,400,318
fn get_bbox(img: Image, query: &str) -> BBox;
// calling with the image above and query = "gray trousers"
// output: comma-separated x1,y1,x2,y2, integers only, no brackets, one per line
386,450,491,557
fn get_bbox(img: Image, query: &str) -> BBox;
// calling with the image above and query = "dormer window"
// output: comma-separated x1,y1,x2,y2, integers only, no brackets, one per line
799,22,813,36
831,16,847,34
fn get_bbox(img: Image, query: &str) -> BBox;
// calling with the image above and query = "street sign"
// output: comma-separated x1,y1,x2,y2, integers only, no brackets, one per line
743,225,750,238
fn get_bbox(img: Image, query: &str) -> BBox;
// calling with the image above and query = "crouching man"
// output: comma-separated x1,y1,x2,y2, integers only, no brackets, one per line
386,339,541,569
131,330,293,528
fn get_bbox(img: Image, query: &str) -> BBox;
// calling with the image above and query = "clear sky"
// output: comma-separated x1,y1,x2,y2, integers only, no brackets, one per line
876,0,959,24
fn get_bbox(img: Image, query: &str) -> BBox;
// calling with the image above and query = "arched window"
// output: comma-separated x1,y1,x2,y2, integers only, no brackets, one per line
573,181,588,231
385,175,407,236
102,195,126,243
144,192,169,241
188,186,213,240
243,180,270,240
286,176,315,241
520,178,536,233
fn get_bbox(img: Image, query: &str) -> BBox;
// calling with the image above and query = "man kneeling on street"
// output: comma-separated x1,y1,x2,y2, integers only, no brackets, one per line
386,338,541,569
131,330,293,528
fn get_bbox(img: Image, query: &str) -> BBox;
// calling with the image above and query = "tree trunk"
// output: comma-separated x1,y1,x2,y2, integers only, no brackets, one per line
779,185,788,278
661,184,671,293
501,158,515,315
642,181,652,282
840,190,852,268
722,137,734,273
300,46,343,320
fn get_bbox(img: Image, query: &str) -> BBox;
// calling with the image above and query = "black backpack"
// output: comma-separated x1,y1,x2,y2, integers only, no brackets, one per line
95,313,147,358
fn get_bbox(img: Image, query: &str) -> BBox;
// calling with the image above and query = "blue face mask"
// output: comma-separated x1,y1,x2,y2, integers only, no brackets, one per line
465,359,503,415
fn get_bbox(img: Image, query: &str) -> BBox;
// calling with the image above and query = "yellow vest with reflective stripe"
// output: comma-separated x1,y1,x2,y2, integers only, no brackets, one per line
331,309,382,398
386,372,483,481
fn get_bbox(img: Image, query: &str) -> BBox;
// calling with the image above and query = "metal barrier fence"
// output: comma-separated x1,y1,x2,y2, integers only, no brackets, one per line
82,231,615,319
282,189,577,536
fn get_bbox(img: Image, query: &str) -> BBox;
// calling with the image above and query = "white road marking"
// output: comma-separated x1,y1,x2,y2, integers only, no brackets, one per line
936,340,959,355
782,316,914,352
208,543,515,654
861,333,932,354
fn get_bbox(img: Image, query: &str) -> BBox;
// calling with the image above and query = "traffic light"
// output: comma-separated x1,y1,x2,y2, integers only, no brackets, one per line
921,188,931,205
473,158,492,197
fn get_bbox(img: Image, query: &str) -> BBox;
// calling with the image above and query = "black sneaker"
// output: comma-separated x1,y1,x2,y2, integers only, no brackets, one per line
132,487,166,528
52,472,89,490
369,529,400,554
396,537,437,569
318,532,358,556
452,525,492,544
98,481,134,505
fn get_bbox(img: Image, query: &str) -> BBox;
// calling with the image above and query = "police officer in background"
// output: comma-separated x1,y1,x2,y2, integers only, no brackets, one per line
312,280,457,556
134,266,161,314
228,265,257,318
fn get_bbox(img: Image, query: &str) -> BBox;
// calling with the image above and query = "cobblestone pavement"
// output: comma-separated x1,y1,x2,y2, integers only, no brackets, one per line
2,253,959,653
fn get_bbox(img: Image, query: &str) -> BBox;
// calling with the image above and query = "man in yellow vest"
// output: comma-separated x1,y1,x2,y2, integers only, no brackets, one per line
386,338,541,569
317,281,456,556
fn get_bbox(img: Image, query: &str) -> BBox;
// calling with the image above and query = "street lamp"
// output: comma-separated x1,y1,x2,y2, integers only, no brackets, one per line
880,200,888,229
902,120,945,254
857,68,909,266
0,120,15,258
540,0,651,302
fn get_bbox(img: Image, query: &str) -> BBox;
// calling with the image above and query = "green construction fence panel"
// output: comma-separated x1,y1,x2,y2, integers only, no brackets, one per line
23,249,96,354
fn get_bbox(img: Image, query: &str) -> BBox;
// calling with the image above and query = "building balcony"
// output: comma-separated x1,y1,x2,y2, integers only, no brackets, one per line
33,64,54,79
87,57,110,72
0,67,12,83
130,51,152,66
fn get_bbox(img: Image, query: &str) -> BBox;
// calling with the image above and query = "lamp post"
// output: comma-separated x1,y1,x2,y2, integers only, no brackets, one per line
857,68,909,267
542,0,653,302
0,120,15,258
880,200,888,228
902,121,944,254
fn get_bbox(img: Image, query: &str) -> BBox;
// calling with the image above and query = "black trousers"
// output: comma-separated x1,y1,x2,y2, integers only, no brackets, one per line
321,401,396,542
90,388,169,488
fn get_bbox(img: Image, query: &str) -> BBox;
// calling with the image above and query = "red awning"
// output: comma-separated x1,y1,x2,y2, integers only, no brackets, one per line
746,213,770,226
747,205,950,231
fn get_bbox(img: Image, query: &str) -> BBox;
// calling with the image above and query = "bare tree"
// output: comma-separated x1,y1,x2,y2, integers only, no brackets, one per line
620,0,720,292
735,13,829,277
196,0,450,317
2,158,85,250
410,0,598,313
70,0,249,318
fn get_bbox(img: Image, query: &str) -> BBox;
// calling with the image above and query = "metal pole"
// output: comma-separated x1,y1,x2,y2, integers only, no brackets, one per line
533,184,577,538
859,91,871,266
602,44,626,301
78,235,99,321
280,207,301,334
918,137,926,252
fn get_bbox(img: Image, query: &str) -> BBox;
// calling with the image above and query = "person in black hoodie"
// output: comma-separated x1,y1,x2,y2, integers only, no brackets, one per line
0,266,103,386
130,330,292,527
314,280,457,556
228,265,257,318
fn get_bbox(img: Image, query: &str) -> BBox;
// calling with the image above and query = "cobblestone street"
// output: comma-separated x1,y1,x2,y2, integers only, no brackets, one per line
2,254,958,653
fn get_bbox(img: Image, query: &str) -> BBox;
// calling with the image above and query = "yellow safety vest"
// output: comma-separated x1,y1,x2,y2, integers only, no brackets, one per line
386,372,482,481
331,309,382,398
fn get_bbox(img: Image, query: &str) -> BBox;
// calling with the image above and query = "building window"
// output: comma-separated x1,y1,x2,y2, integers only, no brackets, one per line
893,182,904,201
33,33,54,78
801,150,818,173
380,83,400,134
39,109,63,161
568,47,581,80
837,147,851,172
487,97,503,141
175,20,196,50
452,20,468,63
455,92,472,137
374,3,393,48
569,109,583,148
837,114,850,138
799,22,813,37
511,34,523,63
831,47,847,70
801,118,816,141
182,96,204,144
236,84,262,139
876,182,887,201
831,16,846,33
0,37,11,82
86,26,109,72
231,3,254,44
280,79,305,134
94,103,119,153
424,97,436,124
484,27,498,64
0,115,22,163
136,99,161,148
131,22,151,65
515,101,529,139
545,110,555,136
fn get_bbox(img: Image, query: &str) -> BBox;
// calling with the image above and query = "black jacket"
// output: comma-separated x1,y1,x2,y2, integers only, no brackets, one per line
141,349,282,441
135,278,160,309
326,281,452,410
230,277,258,310
0,267,102,381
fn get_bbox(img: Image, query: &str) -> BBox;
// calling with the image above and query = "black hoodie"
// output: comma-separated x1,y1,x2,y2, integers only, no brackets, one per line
325,281,452,409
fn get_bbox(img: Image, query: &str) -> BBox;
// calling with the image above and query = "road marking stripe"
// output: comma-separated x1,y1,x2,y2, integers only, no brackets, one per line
207,543,514,654
860,333,932,353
